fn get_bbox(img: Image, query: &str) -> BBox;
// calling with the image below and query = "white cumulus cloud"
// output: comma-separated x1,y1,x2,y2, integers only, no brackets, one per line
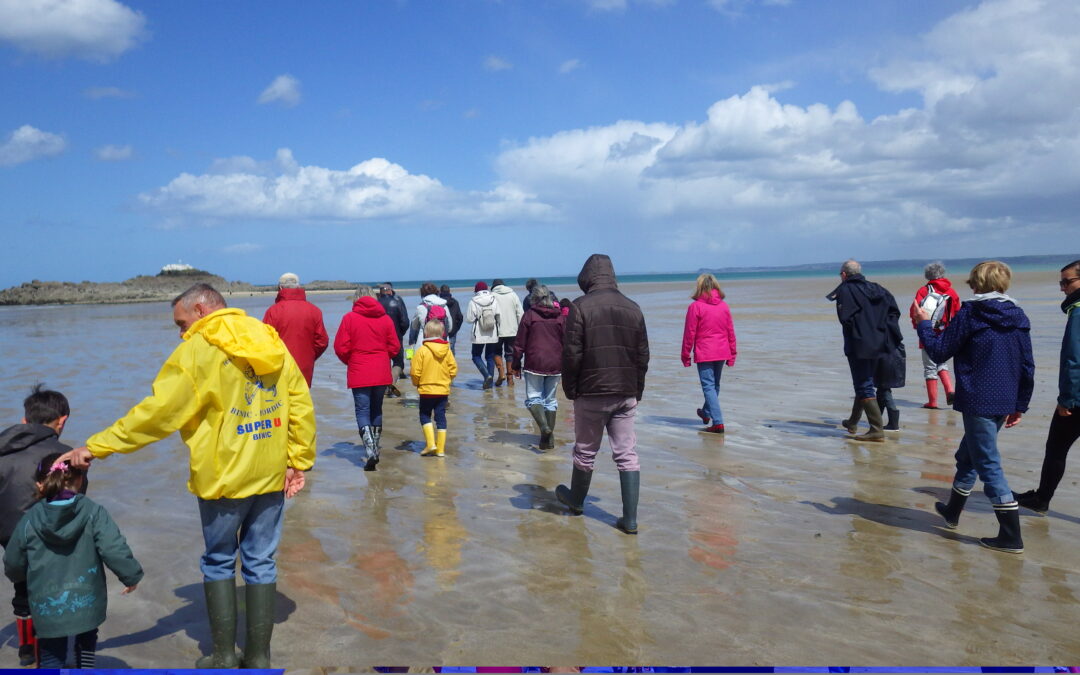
0,125,66,166
95,144,133,161
559,58,582,74
84,86,135,99
483,56,513,72
0,0,146,61
257,74,302,107
140,148,555,225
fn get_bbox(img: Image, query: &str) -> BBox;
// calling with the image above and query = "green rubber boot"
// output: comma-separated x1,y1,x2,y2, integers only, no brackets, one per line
617,470,640,535
195,578,239,668
528,404,551,449
241,582,276,668
544,409,558,449
556,466,593,515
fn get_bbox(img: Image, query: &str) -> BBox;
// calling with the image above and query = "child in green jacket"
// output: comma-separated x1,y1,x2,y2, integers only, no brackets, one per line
3,453,143,668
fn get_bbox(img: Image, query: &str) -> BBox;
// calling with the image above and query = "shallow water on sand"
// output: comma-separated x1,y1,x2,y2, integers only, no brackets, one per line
1,270,1078,668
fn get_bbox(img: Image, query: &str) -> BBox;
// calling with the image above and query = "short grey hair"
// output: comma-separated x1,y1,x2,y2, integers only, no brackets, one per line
278,272,300,288
172,283,226,309
924,261,946,280
529,284,553,308
353,284,376,300
840,259,861,276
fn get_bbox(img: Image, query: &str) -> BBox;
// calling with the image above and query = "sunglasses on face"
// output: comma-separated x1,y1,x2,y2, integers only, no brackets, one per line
1060,277,1080,288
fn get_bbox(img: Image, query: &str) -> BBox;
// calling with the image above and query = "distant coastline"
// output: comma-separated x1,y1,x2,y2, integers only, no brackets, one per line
1,254,1074,306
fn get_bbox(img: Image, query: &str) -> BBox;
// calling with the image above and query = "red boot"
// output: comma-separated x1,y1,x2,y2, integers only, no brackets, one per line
939,370,955,405
922,379,939,409
16,615,37,667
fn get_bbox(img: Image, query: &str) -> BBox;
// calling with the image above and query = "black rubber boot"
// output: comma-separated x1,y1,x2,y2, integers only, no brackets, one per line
883,407,900,431
528,404,551,449
981,504,1024,553
617,470,640,535
934,486,970,529
841,398,862,433
853,399,885,442
544,409,558,449
195,578,239,668
556,466,593,515
241,582,276,668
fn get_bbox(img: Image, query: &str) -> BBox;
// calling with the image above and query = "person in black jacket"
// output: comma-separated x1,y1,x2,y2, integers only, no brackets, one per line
556,254,649,534
378,283,411,397
0,385,74,666
439,284,464,355
827,259,902,442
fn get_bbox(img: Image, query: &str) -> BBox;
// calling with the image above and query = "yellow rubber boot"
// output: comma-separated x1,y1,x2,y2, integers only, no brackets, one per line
420,423,437,456
435,429,447,457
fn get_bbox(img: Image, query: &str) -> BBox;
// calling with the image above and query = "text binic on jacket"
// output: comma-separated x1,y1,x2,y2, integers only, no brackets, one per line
561,254,649,400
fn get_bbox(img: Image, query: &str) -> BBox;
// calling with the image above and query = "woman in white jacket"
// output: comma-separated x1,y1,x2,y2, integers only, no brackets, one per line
465,281,501,389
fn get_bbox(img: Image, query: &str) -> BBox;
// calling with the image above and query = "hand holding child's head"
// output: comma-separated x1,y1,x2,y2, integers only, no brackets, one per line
34,452,86,501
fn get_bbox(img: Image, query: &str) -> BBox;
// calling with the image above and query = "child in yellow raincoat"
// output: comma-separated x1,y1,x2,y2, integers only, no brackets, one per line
411,320,458,457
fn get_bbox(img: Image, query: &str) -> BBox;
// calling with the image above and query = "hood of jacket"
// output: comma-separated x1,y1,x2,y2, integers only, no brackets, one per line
529,304,562,319
577,254,618,293
25,494,93,547
697,289,723,306
439,291,455,301
472,290,495,305
274,287,307,303
422,294,448,307
1063,288,1080,314
422,339,451,360
353,295,388,318
0,423,58,457
840,274,889,303
926,277,955,294
490,285,516,297
185,308,286,376
966,298,1031,331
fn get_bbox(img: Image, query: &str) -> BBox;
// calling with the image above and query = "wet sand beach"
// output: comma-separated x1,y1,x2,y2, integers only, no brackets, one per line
1,268,1077,668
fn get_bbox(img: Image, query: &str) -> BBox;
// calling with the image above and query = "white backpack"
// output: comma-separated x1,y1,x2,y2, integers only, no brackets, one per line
920,284,951,330
477,299,497,333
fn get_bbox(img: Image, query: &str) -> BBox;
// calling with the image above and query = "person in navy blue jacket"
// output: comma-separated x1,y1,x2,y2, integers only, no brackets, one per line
917,260,1035,553
1013,259,1080,514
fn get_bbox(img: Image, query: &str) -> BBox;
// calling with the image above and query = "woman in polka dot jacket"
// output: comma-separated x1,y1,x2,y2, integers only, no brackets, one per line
916,260,1035,554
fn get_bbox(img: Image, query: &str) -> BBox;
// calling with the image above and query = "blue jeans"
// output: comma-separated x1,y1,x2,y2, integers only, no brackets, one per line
952,413,1014,504
471,343,496,379
352,385,387,429
419,396,448,429
524,372,561,411
847,356,877,399
696,361,725,425
198,492,284,584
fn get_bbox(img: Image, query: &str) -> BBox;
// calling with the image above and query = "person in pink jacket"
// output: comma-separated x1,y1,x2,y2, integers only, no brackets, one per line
681,274,737,433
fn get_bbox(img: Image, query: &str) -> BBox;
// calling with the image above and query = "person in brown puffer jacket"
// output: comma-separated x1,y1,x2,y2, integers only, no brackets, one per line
556,254,649,534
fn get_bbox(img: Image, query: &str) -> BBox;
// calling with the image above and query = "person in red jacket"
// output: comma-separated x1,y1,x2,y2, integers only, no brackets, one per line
681,274,737,433
909,261,960,408
334,285,401,472
262,273,329,388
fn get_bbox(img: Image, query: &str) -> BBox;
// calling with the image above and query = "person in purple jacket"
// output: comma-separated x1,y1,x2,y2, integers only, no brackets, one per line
681,274,737,433
917,260,1035,554
512,284,566,449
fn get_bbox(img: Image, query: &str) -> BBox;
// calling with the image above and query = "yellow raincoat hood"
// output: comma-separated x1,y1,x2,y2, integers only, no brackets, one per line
410,339,458,396
87,308,316,499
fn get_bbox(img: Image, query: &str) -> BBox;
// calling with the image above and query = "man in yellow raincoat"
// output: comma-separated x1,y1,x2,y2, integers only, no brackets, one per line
63,283,316,669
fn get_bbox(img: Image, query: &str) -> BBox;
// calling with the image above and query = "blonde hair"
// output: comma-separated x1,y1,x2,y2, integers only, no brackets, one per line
691,273,725,300
967,260,1011,294
424,319,445,338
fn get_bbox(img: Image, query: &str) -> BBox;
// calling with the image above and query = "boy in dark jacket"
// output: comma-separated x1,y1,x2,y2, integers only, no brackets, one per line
4,453,142,668
0,385,73,666
918,260,1035,553
556,254,649,534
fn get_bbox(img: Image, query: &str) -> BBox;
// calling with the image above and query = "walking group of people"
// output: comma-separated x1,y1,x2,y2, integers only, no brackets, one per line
829,258,1080,556
2,253,1078,668
0,253,653,668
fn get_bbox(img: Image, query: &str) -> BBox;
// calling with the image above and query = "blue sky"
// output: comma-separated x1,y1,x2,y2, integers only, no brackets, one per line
1,0,1076,287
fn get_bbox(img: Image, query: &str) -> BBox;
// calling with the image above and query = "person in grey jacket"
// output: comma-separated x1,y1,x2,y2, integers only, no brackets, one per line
0,385,76,666
1014,259,1080,514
